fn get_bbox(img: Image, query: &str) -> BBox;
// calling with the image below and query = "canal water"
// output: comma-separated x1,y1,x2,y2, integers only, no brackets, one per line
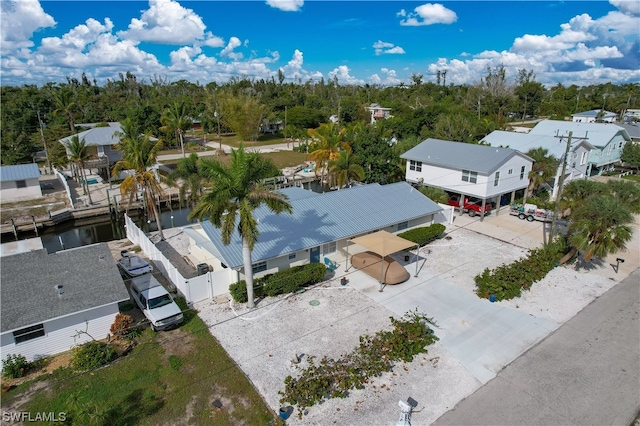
2,207,197,253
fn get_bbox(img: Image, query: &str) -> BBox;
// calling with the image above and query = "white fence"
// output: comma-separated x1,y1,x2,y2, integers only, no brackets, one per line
53,167,75,209
435,204,455,225
124,214,235,304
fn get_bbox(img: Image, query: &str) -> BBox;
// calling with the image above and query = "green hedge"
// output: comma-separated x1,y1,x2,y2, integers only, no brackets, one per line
475,238,568,301
230,263,327,303
397,223,446,246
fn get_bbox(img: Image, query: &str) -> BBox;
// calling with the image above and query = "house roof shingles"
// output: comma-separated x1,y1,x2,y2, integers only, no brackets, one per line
1,243,129,333
196,182,442,269
400,138,528,174
0,163,41,182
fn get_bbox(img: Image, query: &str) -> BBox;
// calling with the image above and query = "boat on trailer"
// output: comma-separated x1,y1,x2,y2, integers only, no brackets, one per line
118,250,153,277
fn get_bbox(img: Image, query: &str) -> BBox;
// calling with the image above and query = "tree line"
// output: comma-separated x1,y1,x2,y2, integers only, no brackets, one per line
2,67,638,167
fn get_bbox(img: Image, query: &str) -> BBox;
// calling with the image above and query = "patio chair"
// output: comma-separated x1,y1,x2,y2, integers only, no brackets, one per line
324,257,339,272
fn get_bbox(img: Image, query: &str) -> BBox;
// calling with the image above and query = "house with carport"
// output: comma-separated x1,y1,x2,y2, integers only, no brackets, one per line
182,182,442,282
0,163,42,202
0,243,129,362
400,138,534,216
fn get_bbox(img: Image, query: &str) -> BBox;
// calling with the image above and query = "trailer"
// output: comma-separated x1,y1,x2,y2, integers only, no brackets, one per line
509,203,555,222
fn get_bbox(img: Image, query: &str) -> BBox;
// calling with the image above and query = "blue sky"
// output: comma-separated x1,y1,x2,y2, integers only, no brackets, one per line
1,0,639,87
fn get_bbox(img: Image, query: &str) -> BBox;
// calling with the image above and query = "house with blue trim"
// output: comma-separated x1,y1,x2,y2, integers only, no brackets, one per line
182,182,442,280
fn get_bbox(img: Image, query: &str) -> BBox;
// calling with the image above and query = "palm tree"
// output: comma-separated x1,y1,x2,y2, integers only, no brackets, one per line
606,179,640,214
166,152,205,207
113,118,165,240
418,186,448,204
64,135,93,204
52,87,77,133
328,149,365,189
559,194,634,264
560,180,607,217
525,148,557,199
160,102,192,158
307,123,348,181
188,146,293,308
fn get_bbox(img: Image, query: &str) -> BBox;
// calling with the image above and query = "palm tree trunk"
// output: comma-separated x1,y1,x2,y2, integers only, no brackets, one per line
559,247,578,264
81,164,93,204
242,237,255,308
146,186,165,241
179,131,185,158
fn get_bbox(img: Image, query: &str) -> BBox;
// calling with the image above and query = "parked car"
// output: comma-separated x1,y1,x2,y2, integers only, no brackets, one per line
129,274,183,331
447,196,492,217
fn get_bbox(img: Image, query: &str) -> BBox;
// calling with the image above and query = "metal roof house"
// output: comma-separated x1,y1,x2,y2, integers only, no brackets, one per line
365,103,393,125
59,123,123,164
0,163,42,201
571,109,618,123
183,182,442,280
481,122,598,198
401,138,533,213
1,243,129,361
527,120,630,176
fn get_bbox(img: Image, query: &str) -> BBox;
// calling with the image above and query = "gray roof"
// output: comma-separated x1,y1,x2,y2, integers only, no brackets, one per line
59,124,124,147
618,123,640,140
194,182,442,269
572,109,617,118
1,243,129,332
481,130,594,159
400,138,531,174
527,120,628,148
0,163,41,182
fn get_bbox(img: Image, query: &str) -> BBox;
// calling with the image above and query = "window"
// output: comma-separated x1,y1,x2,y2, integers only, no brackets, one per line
580,151,588,165
520,166,526,180
409,160,422,172
322,241,337,255
494,171,500,187
619,142,623,149
508,169,513,175
397,221,408,231
461,170,477,184
13,324,45,344
288,253,296,260
15,180,26,188
252,261,267,274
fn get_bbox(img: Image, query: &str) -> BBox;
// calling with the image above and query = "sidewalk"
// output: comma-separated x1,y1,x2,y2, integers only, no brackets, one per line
433,267,640,426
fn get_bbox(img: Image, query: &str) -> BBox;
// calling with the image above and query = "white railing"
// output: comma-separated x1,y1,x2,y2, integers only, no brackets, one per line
53,167,75,209
124,214,235,304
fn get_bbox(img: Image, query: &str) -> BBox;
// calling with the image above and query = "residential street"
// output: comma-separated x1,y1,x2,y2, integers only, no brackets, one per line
433,267,640,426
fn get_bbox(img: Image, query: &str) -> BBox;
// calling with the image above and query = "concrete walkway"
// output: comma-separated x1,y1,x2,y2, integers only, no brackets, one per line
434,267,640,426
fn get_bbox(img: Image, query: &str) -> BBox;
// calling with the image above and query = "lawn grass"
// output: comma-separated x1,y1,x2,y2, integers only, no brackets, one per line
622,174,640,182
7,300,283,425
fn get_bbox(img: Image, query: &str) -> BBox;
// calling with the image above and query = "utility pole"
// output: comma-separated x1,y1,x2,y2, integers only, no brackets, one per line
37,110,50,173
549,130,589,242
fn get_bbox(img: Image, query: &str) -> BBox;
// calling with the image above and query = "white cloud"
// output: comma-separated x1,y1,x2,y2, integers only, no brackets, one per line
266,0,303,12
0,0,55,52
328,65,364,85
373,40,406,56
220,37,243,59
202,32,225,48
609,0,640,16
399,3,457,26
118,0,207,44
368,68,401,86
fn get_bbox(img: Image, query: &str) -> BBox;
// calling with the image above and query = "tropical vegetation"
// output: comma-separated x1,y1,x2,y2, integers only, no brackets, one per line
188,146,293,308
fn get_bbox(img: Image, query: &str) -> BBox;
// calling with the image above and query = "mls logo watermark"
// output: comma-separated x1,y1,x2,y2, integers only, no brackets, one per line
2,411,67,423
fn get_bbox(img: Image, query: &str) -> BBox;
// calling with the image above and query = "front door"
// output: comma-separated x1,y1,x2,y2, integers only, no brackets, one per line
309,246,320,263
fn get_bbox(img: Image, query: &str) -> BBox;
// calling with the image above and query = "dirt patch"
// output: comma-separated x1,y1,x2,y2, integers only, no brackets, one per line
158,328,195,358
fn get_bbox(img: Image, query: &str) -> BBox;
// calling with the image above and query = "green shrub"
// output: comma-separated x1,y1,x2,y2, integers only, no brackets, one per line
70,341,118,371
397,223,446,246
2,354,30,379
475,238,568,301
229,263,327,302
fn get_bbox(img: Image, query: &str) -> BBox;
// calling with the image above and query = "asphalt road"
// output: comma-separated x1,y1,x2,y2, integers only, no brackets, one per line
433,267,640,426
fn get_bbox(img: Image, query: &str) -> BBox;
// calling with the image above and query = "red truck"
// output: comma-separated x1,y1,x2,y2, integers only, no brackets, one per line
447,196,492,217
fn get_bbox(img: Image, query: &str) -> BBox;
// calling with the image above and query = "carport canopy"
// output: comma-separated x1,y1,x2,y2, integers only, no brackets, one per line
349,230,417,257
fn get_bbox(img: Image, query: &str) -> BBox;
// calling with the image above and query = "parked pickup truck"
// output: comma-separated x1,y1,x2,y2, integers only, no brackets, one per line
129,274,183,331
509,203,555,222
448,196,492,217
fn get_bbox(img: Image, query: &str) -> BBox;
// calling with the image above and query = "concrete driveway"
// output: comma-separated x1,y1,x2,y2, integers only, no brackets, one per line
345,255,558,384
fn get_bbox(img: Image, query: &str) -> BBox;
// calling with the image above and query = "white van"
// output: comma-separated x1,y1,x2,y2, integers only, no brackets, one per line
129,274,183,331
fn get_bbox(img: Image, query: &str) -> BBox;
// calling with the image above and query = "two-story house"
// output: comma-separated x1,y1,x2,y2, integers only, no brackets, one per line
365,103,392,125
400,138,533,215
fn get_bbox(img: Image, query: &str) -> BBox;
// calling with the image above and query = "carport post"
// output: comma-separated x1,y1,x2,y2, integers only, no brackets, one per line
414,244,419,277
480,199,487,222
495,195,501,216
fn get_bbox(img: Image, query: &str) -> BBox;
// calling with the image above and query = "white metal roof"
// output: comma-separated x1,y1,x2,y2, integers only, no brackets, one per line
0,163,41,182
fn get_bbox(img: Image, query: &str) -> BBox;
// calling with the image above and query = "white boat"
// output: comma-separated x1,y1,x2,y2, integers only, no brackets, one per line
118,250,153,277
